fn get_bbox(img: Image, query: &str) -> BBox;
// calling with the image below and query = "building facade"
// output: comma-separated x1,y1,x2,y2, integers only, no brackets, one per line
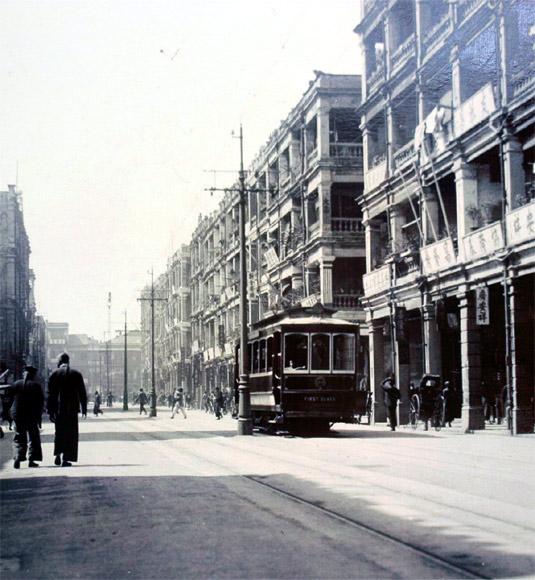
190,72,367,403
140,246,191,399
357,0,534,433
0,185,34,379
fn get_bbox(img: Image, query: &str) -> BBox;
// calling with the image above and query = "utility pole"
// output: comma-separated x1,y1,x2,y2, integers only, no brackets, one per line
123,310,128,411
205,125,262,435
106,292,111,399
138,269,166,417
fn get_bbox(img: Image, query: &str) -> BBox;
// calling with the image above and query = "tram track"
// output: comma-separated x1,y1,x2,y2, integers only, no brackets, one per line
128,419,491,580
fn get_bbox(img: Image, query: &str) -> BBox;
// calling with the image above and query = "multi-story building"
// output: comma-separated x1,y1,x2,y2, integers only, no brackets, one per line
190,72,367,401
140,245,191,399
356,0,534,433
66,333,102,392
0,185,34,379
46,322,69,370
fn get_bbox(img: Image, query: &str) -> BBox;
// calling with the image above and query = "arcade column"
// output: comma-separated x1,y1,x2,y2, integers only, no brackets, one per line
459,291,485,432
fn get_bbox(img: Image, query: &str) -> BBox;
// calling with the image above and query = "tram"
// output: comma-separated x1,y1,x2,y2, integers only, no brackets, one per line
236,305,366,432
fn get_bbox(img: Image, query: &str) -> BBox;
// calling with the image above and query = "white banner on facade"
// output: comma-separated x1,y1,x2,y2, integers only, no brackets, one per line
475,286,490,325
462,221,505,262
506,200,535,247
420,238,456,275
264,247,279,269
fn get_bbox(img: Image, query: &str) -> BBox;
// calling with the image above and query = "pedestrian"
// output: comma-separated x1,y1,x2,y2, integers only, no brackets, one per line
93,391,103,416
167,393,173,409
214,386,224,420
171,387,187,419
442,381,456,427
0,366,14,434
137,388,148,415
381,375,400,431
47,353,87,467
106,392,113,407
11,365,44,469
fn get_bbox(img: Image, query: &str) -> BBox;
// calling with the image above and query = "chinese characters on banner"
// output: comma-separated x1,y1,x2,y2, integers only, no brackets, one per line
363,264,391,296
462,222,504,261
421,238,456,275
475,287,490,325
506,200,535,247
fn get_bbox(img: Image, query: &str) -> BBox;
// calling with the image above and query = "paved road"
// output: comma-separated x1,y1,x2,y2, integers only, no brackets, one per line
1,408,534,579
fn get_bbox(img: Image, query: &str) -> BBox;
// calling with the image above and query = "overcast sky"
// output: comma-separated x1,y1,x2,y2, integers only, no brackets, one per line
0,0,363,339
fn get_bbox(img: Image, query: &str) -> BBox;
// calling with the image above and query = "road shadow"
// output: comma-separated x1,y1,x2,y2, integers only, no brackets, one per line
38,430,236,443
1,473,533,580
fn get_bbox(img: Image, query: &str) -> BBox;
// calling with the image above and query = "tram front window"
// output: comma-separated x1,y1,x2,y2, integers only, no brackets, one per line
333,334,355,371
311,333,330,371
284,333,308,372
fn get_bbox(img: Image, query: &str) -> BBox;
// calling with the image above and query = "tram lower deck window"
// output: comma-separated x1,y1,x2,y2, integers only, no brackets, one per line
311,333,330,371
333,334,355,371
284,333,308,372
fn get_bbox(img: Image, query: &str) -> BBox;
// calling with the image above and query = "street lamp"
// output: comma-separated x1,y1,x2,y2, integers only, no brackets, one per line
236,125,253,435
138,269,166,417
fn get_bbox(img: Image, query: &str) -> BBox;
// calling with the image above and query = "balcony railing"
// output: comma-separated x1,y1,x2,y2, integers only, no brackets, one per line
334,293,361,309
367,64,385,95
390,34,416,74
329,143,363,161
331,217,364,233
454,83,496,138
422,13,451,55
458,0,486,24
364,158,387,193
393,140,415,170
512,71,535,100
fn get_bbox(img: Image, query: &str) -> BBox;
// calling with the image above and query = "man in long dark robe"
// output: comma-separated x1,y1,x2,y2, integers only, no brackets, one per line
48,353,87,467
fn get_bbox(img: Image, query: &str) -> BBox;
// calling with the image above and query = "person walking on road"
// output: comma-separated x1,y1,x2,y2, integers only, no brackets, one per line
106,392,113,407
381,375,400,431
93,391,103,416
137,388,148,415
10,365,44,468
214,386,224,420
47,353,87,467
171,387,187,419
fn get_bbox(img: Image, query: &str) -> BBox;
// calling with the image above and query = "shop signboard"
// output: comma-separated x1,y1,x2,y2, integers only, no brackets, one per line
363,264,391,296
420,237,456,275
506,200,535,247
475,286,490,326
462,221,504,262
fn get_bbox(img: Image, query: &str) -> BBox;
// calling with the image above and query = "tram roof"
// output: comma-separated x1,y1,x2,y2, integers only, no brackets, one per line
250,304,358,335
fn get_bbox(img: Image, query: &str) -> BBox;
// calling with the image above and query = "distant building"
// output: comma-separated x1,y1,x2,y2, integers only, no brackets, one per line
66,333,101,392
140,245,191,398
105,329,142,401
0,185,34,379
46,322,69,370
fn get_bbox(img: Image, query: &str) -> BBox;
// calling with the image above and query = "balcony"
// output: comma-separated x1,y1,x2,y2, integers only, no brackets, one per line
334,293,361,309
512,70,535,101
454,83,496,138
331,217,364,234
392,140,415,170
367,64,385,96
458,0,486,24
329,143,363,165
364,158,387,194
422,13,452,57
363,264,391,296
390,34,416,76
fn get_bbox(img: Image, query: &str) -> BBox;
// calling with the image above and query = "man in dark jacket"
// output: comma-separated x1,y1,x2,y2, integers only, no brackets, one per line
11,365,44,469
48,353,87,467
381,376,400,431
